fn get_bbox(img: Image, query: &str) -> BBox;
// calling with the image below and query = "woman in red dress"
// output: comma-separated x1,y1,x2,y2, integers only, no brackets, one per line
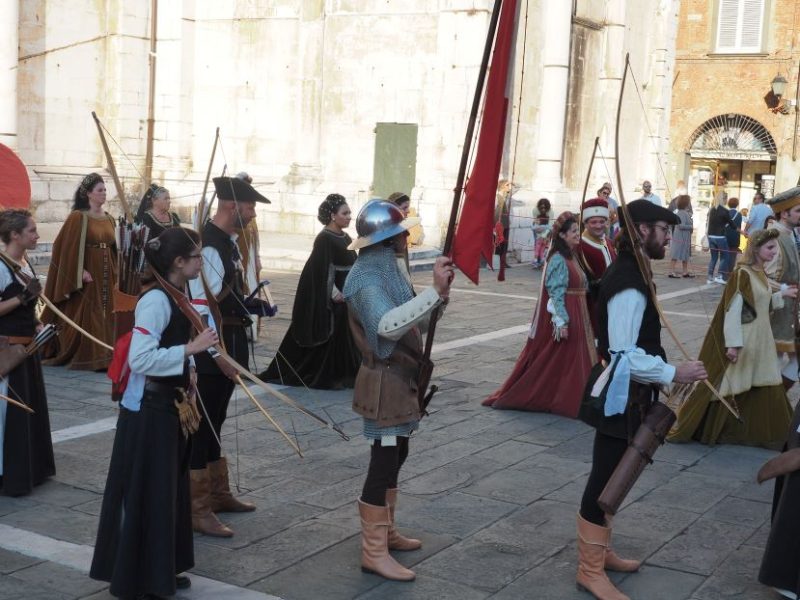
483,212,597,418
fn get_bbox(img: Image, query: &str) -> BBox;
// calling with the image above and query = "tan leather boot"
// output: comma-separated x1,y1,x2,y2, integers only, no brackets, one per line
208,457,256,513
358,499,415,581
385,489,422,551
190,468,233,538
603,515,640,572
576,514,629,600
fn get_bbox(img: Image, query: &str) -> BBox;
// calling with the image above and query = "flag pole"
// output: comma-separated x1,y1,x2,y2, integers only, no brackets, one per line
419,0,505,416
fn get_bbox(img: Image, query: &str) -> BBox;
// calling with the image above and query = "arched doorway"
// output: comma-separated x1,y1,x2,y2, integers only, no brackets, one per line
685,114,777,208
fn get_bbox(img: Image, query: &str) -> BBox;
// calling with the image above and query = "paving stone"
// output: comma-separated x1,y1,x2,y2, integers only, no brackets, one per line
9,561,107,598
648,516,754,576
398,492,517,539
613,501,702,542
401,455,506,498
686,446,779,482
0,494,38,518
704,496,770,529
486,546,582,599
356,574,490,600
691,545,776,600
0,504,98,546
0,573,71,600
657,441,717,466
746,519,771,549
461,465,578,506
640,472,741,514
27,480,101,509
730,479,775,504
0,547,42,574
472,439,549,467
617,565,706,599
511,417,594,447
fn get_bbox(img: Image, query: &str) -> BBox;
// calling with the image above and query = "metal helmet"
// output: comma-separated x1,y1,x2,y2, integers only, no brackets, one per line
348,199,421,250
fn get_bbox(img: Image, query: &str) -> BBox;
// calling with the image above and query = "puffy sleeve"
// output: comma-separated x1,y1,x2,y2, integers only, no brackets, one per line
545,254,569,326
187,246,223,330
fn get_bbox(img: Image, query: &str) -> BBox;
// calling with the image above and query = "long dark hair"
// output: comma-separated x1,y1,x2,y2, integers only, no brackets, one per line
0,209,33,244
72,173,105,211
142,228,201,285
547,212,577,260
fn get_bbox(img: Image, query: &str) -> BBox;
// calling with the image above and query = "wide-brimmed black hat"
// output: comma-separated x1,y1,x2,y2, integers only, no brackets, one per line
619,199,680,227
213,176,270,204
768,185,800,213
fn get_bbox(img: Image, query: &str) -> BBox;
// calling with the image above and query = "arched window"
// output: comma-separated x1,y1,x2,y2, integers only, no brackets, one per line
686,114,776,160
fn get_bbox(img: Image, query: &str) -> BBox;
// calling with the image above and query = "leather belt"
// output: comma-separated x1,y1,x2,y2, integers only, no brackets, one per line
6,336,33,345
86,243,110,249
361,357,419,382
221,316,251,326
144,381,183,396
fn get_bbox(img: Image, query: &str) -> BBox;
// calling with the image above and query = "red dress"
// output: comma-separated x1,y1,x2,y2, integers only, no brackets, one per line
483,256,597,418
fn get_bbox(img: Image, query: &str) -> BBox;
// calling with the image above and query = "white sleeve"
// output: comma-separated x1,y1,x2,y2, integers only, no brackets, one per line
607,288,676,385
723,293,743,349
187,246,223,330
127,291,187,376
377,287,442,341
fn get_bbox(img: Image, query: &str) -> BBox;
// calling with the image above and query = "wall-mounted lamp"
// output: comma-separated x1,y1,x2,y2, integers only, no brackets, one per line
770,74,791,114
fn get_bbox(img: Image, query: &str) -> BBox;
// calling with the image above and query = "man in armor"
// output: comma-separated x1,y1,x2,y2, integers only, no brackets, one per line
343,200,454,582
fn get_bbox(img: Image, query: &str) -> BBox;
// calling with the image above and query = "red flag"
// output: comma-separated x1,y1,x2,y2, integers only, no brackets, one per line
451,0,518,285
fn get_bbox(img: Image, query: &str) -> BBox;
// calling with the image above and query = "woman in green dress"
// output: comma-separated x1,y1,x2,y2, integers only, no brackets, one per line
669,228,795,449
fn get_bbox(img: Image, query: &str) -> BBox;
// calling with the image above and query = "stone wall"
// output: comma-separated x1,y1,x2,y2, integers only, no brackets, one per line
11,0,678,258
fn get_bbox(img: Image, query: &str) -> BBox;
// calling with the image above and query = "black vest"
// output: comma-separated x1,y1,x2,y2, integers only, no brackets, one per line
0,261,37,337
143,287,191,388
596,251,666,362
202,221,247,319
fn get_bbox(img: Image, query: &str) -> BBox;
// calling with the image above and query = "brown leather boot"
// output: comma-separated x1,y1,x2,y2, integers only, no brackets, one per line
385,488,421,551
208,457,256,513
603,515,640,572
358,499,415,581
576,514,629,600
190,468,233,538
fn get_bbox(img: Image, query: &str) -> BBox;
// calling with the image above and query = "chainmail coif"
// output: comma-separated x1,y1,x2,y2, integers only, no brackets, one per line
343,243,414,359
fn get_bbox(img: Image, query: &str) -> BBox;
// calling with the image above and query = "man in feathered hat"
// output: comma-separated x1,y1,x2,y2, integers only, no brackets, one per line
765,186,800,390
343,200,454,582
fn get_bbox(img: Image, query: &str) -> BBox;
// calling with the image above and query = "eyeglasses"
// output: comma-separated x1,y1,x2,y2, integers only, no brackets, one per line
651,224,671,235
599,190,610,196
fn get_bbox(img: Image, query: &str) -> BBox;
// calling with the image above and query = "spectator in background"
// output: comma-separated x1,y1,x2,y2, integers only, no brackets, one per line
724,197,744,275
598,185,619,239
745,192,773,235
668,195,694,278
706,194,734,284
642,180,663,206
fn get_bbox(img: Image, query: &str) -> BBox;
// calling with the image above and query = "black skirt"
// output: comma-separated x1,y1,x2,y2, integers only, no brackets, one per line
2,355,55,496
261,302,360,390
758,401,800,596
90,392,193,598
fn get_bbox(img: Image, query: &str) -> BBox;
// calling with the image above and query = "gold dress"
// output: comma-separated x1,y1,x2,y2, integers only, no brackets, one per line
41,211,118,370
669,265,792,448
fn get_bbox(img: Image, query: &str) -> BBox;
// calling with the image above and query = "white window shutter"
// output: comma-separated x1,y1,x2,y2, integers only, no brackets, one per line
716,0,764,52
740,0,765,50
717,0,739,49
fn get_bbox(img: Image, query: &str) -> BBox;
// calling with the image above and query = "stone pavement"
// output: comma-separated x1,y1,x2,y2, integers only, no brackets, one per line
0,257,791,600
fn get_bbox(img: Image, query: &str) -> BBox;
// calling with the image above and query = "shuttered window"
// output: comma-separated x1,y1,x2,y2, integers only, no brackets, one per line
715,0,765,53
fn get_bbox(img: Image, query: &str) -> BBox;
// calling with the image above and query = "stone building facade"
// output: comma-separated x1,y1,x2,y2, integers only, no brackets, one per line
669,0,800,210
5,0,679,260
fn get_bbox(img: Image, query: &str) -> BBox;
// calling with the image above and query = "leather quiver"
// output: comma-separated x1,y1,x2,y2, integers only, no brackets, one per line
0,336,29,378
598,400,676,515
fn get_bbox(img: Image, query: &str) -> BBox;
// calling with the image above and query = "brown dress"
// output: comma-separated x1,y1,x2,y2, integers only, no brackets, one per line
41,211,117,370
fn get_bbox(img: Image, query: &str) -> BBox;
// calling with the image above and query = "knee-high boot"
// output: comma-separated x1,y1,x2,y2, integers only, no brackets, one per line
576,514,629,600
358,499,415,581
190,468,233,538
603,515,640,573
385,489,421,551
208,457,256,513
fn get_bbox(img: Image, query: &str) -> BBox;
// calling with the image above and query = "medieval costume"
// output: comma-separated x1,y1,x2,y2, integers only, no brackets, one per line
0,257,55,496
344,200,436,582
41,210,117,370
578,197,616,329
759,400,800,599
237,219,261,295
483,244,597,418
90,285,195,598
765,187,800,385
261,227,360,390
576,200,682,600
135,183,181,238
188,176,268,537
669,259,792,449
138,210,180,237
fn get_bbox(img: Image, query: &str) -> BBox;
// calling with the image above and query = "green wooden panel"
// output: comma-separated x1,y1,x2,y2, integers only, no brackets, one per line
372,122,418,199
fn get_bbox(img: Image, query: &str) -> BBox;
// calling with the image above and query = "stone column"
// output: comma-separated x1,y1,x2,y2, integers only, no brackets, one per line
0,0,19,150
532,0,572,191
598,0,626,191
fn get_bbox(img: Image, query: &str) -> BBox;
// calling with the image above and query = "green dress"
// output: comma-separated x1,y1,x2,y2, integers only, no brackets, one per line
668,265,792,449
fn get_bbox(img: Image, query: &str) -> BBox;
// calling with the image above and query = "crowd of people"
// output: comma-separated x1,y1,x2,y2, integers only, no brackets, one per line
1,172,799,600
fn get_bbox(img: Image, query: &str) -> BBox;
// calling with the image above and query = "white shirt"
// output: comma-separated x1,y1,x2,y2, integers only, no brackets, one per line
121,290,193,411
607,288,675,385
643,193,663,207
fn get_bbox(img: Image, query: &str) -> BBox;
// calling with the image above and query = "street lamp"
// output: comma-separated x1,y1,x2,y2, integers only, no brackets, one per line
770,74,790,114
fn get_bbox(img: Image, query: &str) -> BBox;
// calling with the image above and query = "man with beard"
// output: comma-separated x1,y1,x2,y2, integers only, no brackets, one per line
576,200,707,599
188,176,269,537
765,187,800,391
